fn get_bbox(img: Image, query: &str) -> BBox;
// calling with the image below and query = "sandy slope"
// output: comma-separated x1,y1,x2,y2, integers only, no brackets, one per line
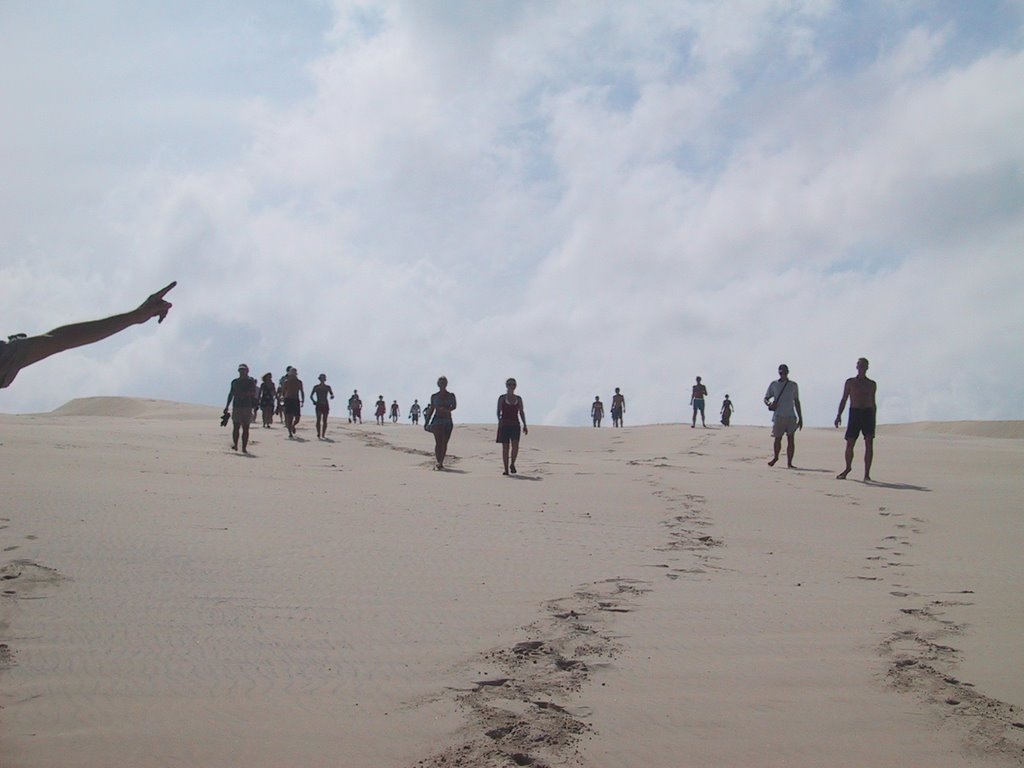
1,399,1022,767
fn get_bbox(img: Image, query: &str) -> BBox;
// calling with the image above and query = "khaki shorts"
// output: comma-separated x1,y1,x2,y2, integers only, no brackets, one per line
772,415,798,438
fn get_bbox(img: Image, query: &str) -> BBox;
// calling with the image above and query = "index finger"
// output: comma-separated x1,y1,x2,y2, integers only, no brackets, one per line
152,280,177,300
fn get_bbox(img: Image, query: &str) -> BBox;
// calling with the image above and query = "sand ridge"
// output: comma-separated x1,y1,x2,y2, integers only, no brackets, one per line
1,401,1022,767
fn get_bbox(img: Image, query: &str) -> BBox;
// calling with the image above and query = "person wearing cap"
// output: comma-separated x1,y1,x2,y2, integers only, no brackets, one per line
279,368,305,438
311,373,335,439
225,364,258,453
764,363,803,468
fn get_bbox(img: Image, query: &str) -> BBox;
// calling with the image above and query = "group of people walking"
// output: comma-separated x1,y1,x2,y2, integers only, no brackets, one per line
224,367,432,453
225,359,877,482
590,388,627,427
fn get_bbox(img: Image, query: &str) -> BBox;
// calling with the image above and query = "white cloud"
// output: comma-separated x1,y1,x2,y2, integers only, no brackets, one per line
2,2,1022,430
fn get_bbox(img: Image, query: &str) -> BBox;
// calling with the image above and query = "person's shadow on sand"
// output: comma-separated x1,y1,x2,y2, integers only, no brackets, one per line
863,480,931,492
510,474,543,481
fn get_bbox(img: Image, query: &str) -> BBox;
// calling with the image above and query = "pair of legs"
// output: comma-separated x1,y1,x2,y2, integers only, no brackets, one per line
284,399,300,437
501,438,520,475
232,411,252,453
837,436,873,480
768,418,797,468
315,405,329,438
261,404,274,427
593,417,601,427
433,423,453,469
692,400,705,427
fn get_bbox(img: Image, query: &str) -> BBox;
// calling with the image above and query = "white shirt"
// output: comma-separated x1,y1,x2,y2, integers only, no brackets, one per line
765,378,799,419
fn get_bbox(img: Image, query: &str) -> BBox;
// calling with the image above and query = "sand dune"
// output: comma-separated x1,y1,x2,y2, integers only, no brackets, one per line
1,404,1022,767
47,396,217,420
880,420,1024,439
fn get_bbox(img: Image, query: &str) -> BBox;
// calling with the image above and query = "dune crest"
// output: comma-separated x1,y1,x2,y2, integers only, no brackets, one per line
49,396,216,420
880,420,1024,439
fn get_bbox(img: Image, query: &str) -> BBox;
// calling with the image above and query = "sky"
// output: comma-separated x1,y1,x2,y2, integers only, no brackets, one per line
2,0,1023,427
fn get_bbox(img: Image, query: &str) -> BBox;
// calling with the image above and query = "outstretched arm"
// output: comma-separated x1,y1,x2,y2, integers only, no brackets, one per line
19,281,176,370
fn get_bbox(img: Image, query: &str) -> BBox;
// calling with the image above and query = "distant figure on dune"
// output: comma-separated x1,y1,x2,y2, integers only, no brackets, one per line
591,396,604,427
311,374,335,439
276,367,294,423
691,376,708,428
225,363,258,453
258,373,277,428
720,395,734,426
424,376,456,470
375,396,386,426
835,357,877,481
496,378,528,476
348,390,362,423
280,368,305,438
1,281,175,390
409,399,421,425
764,364,802,468
390,400,400,423
611,387,626,427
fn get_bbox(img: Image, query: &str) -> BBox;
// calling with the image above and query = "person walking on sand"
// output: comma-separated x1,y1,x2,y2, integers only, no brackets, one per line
280,368,305,438
764,364,802,468
311,374,335,439
277,366,295,424
348,390,362,423
691,376,708,428
225,364,258,453
374,395,386,426
496,378,528,475
424,376,456,470
390,400,400,423
720,394,734,427
834,357,877,481
591,396,604,427
611,387,626,427
409,399,421,425
258,372,277,428
1,281,175,391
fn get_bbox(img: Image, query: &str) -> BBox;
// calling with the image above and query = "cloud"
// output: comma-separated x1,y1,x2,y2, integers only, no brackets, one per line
2,2,1022,429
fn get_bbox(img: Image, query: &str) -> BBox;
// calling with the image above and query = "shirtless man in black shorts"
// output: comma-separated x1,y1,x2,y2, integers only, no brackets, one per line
280,368,305,438
834,357,877,481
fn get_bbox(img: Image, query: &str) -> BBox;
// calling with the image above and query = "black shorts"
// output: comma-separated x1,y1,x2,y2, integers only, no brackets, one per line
496,424,521,444
284,397,301,417
845,407,876,440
